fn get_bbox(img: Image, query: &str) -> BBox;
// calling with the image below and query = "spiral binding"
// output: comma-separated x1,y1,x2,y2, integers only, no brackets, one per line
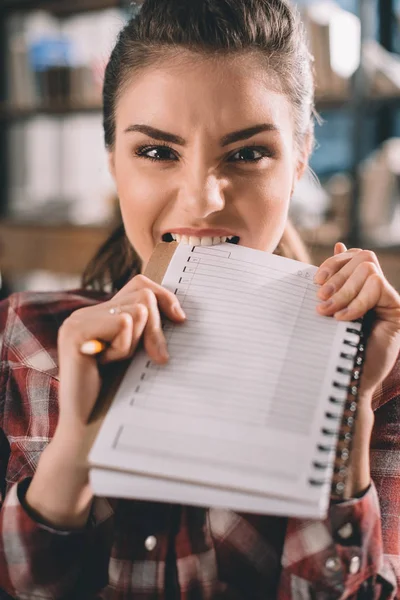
308,318,367,499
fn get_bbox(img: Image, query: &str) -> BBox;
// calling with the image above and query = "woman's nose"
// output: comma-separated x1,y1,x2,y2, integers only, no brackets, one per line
179,174,226,218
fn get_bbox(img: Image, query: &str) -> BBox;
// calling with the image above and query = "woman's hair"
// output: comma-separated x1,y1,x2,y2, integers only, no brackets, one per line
82,0,314,291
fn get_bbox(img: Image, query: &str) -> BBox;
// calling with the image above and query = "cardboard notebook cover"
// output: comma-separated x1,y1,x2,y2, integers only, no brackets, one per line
84,241,178,463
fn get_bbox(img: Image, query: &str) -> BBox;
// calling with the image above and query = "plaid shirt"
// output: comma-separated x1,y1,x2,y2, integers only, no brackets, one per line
0,290,399,600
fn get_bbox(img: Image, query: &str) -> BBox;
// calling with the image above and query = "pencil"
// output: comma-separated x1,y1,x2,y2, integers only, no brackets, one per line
80,340,108,356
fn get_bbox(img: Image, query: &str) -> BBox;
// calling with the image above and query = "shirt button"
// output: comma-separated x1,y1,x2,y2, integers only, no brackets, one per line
144,535,157,551
337,522,353,540
325,557,341,573
349,555,361,574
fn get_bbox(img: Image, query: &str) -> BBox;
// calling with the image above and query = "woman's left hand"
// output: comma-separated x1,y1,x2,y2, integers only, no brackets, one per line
314,242,400,402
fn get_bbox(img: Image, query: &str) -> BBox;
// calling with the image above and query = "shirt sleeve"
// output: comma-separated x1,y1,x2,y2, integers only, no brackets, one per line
279,354,400,600
279,482,396,599
0,478,113,598
0,296,114,599
0,297,9,352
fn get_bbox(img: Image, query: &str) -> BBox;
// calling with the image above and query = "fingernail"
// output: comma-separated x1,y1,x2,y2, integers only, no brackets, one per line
173,304,186,319
314,270,329,285
158,339,169,359
335,308,348,317
320,283,335,298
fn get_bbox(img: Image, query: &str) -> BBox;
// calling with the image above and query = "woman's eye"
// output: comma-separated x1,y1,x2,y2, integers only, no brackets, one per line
136,145,178,162
135,144,270,163
230,147,269,162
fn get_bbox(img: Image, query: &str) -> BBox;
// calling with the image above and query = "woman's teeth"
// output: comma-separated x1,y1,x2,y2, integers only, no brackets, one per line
170,234,235,245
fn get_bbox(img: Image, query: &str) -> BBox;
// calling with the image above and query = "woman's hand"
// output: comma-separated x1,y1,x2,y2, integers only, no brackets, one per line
314,243,400,496
26,275,186,529
57,274,186,430
314,243,400,400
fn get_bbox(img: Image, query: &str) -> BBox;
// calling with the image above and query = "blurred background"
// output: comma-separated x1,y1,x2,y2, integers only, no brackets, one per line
0,0,399,297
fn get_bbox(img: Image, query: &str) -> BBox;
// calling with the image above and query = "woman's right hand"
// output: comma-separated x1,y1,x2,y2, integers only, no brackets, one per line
57,274,186,430
25,275,185,529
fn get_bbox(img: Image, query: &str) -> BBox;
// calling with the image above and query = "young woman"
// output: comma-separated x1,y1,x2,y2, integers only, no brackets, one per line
1,0,399,598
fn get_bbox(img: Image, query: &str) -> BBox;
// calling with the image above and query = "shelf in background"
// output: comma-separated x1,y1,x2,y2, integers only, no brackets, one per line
0,221,398,289
0,95,399,123
0,221,112,276
0,0,122,16
0,103,103,121
315,95,400,112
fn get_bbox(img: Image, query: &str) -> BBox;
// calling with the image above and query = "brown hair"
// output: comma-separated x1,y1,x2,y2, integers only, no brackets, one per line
82,0,314,291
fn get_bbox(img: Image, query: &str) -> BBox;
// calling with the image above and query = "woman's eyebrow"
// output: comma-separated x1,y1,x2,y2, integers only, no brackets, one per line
123,123,279,147
124,124,186,145
220,123,279,146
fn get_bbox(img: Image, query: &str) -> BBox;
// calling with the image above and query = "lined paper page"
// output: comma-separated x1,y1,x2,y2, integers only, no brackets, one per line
90,243,361,506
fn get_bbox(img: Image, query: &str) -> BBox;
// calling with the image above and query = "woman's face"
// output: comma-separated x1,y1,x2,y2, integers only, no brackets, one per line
109,52,308,269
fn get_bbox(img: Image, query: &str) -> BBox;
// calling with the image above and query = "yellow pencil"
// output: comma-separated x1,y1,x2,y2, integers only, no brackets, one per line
80,340,108,356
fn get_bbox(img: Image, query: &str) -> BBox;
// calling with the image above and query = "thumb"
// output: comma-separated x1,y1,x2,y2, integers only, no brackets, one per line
334,242,347,255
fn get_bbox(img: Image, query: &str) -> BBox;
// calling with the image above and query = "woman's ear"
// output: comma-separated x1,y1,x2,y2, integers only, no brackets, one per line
295,128,313,184
108,151,116,181
289,128,313,197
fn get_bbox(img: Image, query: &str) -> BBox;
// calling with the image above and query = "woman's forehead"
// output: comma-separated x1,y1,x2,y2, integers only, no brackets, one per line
115,53,293,138
120,50,279,97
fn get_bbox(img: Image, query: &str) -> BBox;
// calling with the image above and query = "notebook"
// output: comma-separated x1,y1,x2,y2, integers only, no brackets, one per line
88,241,366,519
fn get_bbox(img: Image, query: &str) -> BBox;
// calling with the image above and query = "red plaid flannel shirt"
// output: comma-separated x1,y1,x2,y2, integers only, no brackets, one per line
0,290,399,599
